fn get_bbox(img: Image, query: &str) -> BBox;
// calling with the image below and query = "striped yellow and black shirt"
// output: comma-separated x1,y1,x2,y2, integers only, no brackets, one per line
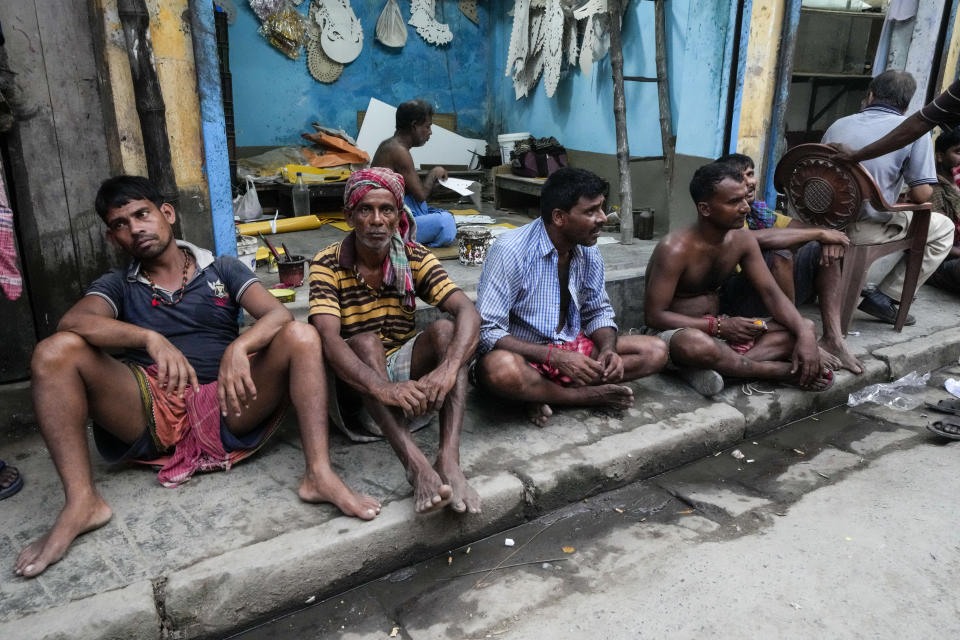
308,233,460,354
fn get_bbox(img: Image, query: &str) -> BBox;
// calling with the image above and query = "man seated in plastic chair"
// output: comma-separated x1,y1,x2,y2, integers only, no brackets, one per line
821,70,954,326
371,99,457,247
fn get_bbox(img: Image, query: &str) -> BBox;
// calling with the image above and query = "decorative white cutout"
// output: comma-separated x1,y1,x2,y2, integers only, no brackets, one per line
409,0,453,46
314,0,364,64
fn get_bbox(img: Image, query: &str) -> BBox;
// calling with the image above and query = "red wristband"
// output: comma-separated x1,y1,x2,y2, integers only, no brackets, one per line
545,343,554,366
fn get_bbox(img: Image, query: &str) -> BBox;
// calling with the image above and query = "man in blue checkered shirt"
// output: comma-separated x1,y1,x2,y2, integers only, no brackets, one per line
473,168,668,427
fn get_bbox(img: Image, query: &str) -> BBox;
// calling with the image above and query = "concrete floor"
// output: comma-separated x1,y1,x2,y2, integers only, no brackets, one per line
235,394,960,639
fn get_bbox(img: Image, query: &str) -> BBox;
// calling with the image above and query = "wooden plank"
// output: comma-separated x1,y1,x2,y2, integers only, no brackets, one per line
1,0,115,336
609,0,632,243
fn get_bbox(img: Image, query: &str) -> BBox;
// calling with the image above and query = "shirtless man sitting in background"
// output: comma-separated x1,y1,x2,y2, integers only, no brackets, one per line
371,99,457,247
643,162,831,396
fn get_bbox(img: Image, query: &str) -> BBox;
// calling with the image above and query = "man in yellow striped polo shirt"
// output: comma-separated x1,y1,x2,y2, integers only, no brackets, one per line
309,168,482,515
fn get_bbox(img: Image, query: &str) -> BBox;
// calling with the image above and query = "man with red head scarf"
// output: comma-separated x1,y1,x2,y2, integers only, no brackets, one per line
309,168,482,515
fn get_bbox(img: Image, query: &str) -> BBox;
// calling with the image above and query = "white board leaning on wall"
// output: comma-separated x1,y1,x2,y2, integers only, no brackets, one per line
355,98,486,170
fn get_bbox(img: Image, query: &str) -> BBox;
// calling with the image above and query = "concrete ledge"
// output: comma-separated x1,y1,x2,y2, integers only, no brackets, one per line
717,357,889,438
871,326,960,379
162,473,525,639
524,403,745,512
0,580,160,640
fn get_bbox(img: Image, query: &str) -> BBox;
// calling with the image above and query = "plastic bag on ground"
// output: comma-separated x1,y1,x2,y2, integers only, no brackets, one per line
847,370,930,410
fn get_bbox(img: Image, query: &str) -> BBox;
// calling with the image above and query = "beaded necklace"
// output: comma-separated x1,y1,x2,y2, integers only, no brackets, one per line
143,248,192,307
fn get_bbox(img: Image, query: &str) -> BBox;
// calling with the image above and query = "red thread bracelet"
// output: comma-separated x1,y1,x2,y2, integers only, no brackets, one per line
545,343,554,366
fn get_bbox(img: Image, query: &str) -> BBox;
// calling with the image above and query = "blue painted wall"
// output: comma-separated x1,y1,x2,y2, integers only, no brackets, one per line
229,0,491,146
490,0,734,160
228,0,735,159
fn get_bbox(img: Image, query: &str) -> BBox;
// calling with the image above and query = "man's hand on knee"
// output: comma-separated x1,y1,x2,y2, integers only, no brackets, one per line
550,350,604,386
146,332,198,399
217,343,256,417
718,317,767,343
597,350,624,383
377,381,429,417
417,364,458,412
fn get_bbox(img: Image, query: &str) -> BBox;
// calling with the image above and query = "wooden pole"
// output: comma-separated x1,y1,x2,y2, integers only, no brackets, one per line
117,0,181,231
609,0,633,244
654,0,674,231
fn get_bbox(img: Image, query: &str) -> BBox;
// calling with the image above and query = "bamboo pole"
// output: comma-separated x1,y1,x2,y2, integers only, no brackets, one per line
609,0,633,244
654,0,674,227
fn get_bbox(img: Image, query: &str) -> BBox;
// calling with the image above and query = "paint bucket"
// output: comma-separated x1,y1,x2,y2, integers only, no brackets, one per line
236,235,258,272
497,132,531,164
457,226,492,266
278,255,306,287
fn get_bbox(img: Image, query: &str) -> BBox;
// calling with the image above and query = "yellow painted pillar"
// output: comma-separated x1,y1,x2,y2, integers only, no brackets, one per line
148,0,206,191
940,4,960,92
736,0,786,182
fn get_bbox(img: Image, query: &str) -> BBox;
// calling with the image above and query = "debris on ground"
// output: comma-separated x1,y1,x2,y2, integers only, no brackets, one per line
504,538,515,547
731,449,745,460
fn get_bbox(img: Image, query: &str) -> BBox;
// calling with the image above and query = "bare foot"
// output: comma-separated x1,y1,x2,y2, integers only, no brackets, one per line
435,457,481,514
406,465,452,514
789,367,834,392
16,494,112,578
817,346,842,372
298,466,381,520
526,403,553,428
586,384,635,409
819,336,864,374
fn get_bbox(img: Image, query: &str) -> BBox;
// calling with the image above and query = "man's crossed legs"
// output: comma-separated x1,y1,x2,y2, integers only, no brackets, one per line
663,319,834,391
474,335,668,427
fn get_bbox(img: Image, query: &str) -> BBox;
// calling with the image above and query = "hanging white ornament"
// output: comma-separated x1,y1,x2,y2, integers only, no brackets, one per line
506,0,531,78
409,0,453,46
542,0,565,97
376,0,407,48
314,0,364,64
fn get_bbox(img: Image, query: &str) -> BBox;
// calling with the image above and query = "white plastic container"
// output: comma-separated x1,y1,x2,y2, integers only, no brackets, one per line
497,132,531,164
236,234,258,272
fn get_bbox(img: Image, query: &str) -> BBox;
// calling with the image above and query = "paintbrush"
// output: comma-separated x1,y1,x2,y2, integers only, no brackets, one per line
281,242,293,263
258,232,283,264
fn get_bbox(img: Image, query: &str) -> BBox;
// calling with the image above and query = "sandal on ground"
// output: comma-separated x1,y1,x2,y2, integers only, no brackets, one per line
924,398,960,416
0,460,23,500
927,420,960,440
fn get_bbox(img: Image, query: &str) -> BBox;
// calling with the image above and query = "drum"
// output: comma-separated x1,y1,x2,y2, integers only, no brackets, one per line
457,225,493,266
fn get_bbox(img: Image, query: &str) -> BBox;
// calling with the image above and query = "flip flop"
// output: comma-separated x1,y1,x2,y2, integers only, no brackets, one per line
0,460,23,500
927,419,960,441
924,398,960,416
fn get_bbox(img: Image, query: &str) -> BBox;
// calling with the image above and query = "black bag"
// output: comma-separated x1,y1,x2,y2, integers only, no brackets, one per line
511,136,568,178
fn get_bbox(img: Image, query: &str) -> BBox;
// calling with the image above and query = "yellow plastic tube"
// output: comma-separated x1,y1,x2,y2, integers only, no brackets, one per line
237,215,331,236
